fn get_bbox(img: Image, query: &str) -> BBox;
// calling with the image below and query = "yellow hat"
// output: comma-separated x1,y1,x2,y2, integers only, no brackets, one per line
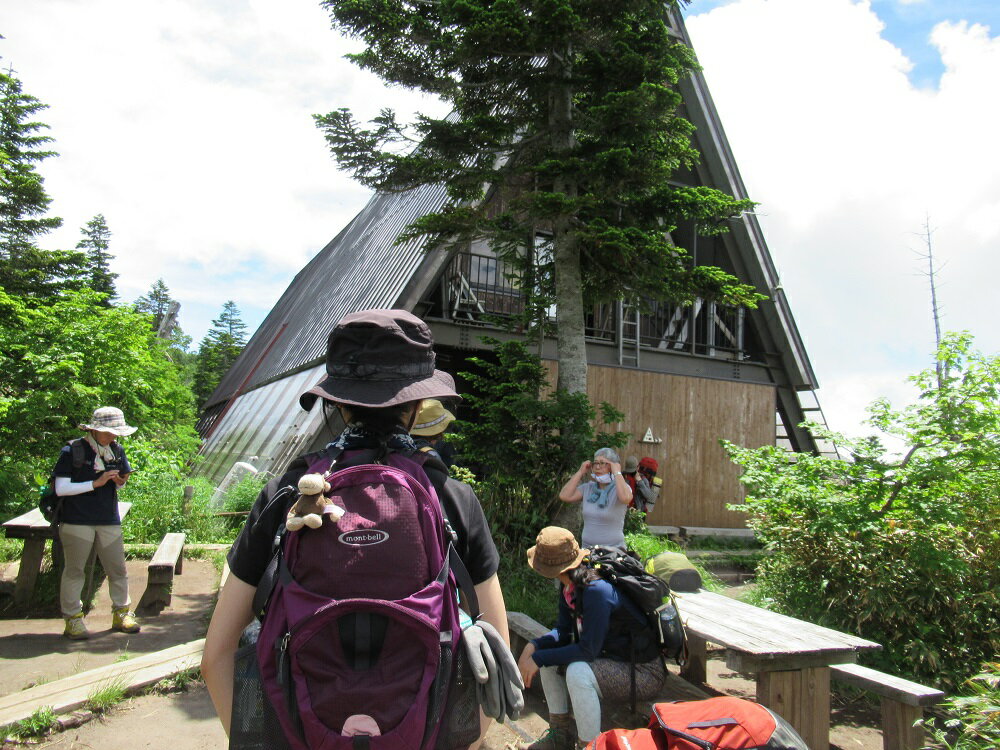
411,399,456,436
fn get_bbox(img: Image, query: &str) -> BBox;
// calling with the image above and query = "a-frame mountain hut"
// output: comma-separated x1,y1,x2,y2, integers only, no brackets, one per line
194,9,832,532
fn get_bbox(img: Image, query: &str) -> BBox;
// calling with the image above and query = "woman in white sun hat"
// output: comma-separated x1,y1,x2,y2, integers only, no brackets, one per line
53,406,140,639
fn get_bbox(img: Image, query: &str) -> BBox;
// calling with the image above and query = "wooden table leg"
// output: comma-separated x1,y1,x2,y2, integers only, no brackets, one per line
680,633,708,684
881,699,923,750
14,538,46,606
758,666,830,750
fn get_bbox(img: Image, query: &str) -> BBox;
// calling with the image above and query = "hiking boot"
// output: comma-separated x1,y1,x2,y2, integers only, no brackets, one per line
64,612,89,640
112,607,141,633
520,714,577,750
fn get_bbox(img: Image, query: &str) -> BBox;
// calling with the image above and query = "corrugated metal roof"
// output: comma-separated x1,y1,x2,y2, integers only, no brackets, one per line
197,365,328,482
204,180,451,409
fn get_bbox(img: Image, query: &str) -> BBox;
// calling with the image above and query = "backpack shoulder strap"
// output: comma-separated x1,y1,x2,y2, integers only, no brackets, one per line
69,438,87,468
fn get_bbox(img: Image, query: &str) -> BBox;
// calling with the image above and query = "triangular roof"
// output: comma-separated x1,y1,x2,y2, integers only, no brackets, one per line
195,7,824,481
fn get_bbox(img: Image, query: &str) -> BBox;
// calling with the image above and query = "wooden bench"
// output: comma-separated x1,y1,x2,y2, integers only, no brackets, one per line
137,532,185,614
832,663,944,750
673,589,881,750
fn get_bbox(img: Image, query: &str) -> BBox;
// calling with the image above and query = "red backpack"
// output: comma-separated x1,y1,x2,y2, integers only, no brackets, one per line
587,697,809,750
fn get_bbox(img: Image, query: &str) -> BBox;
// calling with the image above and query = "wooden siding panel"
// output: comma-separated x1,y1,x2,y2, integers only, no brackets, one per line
546,362,774,529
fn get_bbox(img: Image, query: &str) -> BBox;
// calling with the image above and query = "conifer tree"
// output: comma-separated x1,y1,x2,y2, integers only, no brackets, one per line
316,0,762,394
193,300,248,406
134,278,176,332
0,64,84,297
76,213,117,303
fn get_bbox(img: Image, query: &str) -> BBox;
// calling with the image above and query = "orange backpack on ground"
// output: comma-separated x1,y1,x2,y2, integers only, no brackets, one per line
586,696,809,750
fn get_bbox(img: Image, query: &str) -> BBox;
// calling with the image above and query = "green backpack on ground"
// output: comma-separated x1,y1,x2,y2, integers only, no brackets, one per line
645,551,702,592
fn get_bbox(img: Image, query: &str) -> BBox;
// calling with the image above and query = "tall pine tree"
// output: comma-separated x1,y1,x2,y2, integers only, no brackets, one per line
76,213,117,303
134,278,176,332
193,300,248,406
316,0,762,394
0,63,84,297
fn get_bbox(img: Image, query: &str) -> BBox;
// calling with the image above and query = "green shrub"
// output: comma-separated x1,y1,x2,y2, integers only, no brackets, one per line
924,662,1000,750
453,338,628,530
726,334,1000,690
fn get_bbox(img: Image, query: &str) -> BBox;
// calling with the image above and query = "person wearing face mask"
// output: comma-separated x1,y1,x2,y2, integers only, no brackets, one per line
558,448,632,549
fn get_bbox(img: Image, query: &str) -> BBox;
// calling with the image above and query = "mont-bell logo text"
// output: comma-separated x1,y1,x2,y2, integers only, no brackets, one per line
339,529,389,546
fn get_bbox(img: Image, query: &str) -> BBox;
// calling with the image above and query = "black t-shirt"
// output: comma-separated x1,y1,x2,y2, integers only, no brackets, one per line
227,449,500,588
53,440,130,525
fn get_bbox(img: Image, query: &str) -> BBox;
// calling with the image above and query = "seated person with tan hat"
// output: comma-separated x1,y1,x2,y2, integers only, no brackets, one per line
517,527,665,749
411,397,458,466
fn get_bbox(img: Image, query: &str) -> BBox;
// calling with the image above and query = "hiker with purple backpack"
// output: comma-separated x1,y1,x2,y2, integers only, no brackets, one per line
202,309,520,749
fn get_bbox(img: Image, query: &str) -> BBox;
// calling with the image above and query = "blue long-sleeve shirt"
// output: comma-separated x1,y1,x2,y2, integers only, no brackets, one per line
531,579,638,666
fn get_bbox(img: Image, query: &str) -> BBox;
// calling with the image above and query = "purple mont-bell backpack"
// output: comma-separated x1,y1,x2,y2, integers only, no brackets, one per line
250,448,480,750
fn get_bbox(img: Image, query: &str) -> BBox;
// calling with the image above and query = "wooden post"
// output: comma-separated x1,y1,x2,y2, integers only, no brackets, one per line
182,485,194,516
758,667,830,750
881,699,924,750
13,539,46,606
680,634,707,685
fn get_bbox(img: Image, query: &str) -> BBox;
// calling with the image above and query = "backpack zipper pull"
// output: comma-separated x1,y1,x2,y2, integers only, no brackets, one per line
276,632,291,685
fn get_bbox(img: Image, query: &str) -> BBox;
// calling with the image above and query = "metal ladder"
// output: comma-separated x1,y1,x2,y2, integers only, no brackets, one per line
617,300,640,367
776,388,842,459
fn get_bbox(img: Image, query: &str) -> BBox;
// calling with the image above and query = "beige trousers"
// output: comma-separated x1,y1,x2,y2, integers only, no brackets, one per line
59,523,131,617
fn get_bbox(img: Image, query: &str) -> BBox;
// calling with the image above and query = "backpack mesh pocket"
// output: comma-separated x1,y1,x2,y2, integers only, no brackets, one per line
230,622,290,750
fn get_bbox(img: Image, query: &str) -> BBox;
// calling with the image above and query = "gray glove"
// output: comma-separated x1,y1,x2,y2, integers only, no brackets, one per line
462,620,525,722
462,622,503,718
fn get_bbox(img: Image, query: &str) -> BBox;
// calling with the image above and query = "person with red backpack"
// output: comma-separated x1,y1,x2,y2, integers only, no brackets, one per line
517,527,665,750
202,309,513,749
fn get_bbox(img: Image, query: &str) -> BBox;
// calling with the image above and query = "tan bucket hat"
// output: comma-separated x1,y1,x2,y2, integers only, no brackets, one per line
526,527,589,579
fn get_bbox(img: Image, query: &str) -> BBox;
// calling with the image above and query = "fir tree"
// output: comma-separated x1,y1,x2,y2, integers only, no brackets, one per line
193,300,248,406
134,278,176,332
76,213,117,303
316,0,763,394
0,64,85,297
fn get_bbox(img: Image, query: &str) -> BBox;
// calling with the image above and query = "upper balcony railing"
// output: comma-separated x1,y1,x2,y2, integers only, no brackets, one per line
435,251,756,363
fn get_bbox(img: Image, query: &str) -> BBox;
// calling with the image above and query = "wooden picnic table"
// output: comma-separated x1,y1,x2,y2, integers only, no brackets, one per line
673,589,881,750
2,503,132,606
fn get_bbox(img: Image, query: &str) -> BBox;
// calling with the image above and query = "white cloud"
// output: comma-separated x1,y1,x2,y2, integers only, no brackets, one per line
2,0,445,338
685,0,1000,436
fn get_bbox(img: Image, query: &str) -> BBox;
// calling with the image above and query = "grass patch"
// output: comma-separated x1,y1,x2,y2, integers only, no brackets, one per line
5,706,56,740
85,677,127,713
0,537,23,564
153,667,201,694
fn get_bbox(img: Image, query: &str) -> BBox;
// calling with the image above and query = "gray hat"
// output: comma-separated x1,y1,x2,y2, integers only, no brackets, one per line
78,407,137,436
300,309,459,411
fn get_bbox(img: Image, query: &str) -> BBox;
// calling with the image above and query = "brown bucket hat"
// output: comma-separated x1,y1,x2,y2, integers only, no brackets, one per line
526,527,589,579
300,309,459,411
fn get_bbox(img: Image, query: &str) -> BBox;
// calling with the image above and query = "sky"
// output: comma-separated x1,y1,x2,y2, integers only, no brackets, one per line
2,0,997,441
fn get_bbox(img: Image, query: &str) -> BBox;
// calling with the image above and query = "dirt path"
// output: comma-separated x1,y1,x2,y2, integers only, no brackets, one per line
0,559,219,698
2,562,883,749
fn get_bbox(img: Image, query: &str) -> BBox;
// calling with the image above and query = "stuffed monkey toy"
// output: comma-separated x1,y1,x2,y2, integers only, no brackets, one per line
286,473,345,531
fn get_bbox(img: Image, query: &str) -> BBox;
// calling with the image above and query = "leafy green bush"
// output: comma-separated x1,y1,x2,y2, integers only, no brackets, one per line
0,288,200,520
726,334,1000,690
925,662,1000,750
454,338,628,525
